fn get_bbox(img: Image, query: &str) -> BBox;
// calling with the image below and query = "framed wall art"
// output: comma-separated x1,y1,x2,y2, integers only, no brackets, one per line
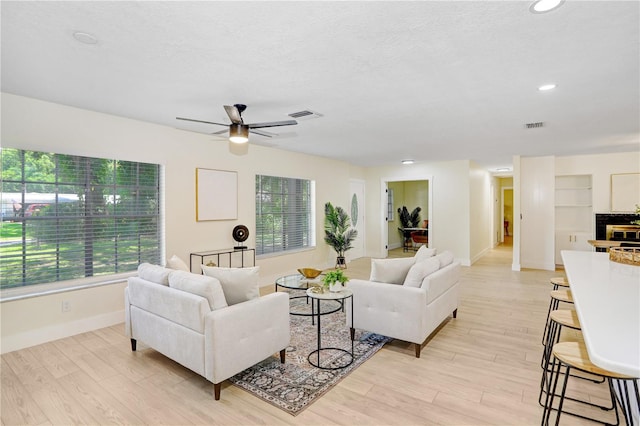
611,173,640,212
195,168,238,221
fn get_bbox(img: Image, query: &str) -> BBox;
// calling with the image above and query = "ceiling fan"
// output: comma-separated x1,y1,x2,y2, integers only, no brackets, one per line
177,104,297,144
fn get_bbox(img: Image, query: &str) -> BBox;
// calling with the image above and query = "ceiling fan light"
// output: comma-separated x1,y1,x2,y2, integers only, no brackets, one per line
229,123,249,144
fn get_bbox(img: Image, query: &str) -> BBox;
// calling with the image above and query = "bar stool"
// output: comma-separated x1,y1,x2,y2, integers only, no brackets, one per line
542,289,574,345
542,341,637,426
539,309,603,406
550,276,570,290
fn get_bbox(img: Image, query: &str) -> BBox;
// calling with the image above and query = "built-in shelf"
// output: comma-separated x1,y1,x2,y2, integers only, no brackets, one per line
555,175,593,264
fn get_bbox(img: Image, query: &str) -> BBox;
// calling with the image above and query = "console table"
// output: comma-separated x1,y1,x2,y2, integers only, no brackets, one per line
189,248,255,273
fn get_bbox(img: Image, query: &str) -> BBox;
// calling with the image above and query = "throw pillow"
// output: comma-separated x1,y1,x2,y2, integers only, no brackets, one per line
168,271,228,311
414,245,437,263
137,263,172,286
166,254,189,271
433,250,455,268
403,257,440,288
370,257,416,285
201,265,260,305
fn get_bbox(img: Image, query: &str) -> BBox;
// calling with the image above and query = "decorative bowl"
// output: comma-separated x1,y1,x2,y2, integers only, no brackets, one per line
297,268,323,279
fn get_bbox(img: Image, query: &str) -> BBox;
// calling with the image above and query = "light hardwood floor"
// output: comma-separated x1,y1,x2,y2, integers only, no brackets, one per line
1,245,617,425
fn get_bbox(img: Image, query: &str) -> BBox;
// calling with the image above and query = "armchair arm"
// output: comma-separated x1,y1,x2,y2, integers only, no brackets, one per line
347,279,428,344
204,292,290,383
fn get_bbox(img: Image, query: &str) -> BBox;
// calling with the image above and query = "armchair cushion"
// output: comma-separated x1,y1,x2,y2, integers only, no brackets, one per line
403,257,440,288
138,263,172,286
169,270,228,311
370,257,416,284
201,265,260,305
433,250,454,268
167,254,190,271
414,245,436,262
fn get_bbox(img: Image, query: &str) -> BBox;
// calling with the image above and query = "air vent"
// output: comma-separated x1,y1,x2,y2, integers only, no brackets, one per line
288,110,323,120
525,122,544,129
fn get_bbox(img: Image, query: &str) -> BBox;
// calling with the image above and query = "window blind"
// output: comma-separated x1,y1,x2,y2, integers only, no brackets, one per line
255,175,314,255
0,148,163,289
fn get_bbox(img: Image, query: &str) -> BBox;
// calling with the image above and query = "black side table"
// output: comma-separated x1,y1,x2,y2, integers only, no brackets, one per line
306,288,354,370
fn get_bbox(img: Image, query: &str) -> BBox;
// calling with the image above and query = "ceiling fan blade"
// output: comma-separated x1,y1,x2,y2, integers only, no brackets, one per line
176,117,228,127
248,120,298,129
224,105,243,124
249,129,275,138
211,129,228,135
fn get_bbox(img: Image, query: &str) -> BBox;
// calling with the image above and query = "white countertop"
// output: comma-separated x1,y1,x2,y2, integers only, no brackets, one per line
561,250,640,377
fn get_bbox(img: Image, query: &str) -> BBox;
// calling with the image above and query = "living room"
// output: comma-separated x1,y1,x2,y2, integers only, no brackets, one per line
1,1,639,424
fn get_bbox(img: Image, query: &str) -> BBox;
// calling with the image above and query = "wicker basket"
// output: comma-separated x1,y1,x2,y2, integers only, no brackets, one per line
609,247,640,266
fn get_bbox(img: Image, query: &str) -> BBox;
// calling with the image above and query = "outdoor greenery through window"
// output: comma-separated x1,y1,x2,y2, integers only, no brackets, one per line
0,148,163,289
255,175,314,255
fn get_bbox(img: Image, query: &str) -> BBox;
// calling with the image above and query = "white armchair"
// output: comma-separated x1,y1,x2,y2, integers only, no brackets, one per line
346,249,460,357
125,264,290,400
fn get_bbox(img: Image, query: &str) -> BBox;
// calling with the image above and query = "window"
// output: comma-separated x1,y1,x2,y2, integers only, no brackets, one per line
255,175,314,255
0,148,163,289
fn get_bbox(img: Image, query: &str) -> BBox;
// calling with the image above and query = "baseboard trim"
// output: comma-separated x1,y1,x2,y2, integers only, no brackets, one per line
1,310,124,354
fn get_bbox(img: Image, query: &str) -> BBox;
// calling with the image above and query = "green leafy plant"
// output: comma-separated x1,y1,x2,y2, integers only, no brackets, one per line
397,206,422,228
322,269,349,288
632,204,640,225
324,202,358,258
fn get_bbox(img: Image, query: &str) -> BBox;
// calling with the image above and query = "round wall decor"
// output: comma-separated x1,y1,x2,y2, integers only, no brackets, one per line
233,225,249,250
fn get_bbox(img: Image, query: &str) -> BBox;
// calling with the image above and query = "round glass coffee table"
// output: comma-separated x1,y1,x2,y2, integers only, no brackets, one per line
275,274,342,323
306,288,354,370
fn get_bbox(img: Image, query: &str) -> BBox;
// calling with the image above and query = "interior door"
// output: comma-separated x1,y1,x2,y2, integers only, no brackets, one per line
349,180,365,260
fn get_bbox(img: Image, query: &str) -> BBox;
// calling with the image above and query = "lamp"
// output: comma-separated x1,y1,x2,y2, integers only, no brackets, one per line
229,123,249,144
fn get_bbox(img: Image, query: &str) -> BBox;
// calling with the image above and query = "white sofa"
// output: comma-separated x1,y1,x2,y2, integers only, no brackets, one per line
124,263,290,400
346,247,460,357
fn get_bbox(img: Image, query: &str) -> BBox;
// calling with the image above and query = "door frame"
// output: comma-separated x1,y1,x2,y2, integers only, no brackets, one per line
501,186,513,242
380,175,433,259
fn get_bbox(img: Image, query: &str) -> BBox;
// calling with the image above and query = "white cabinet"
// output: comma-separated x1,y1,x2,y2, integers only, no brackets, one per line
554,231,593,264
555,175,593,265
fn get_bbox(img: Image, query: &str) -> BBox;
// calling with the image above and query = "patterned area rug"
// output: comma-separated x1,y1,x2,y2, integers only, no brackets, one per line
229,297,391,416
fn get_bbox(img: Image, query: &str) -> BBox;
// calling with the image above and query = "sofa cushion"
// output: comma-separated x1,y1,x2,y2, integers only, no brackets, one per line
168,271,228,311
433,250,454,268
166,254,190,272
370,257,416,285
403,257,440,288
201,265,260,305
414,245,436,263
138,263,172,286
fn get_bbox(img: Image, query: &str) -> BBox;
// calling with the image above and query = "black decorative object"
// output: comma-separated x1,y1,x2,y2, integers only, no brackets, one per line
233,225,249,250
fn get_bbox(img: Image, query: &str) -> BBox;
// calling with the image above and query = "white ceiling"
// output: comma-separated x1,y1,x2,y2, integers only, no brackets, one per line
2,1,639,169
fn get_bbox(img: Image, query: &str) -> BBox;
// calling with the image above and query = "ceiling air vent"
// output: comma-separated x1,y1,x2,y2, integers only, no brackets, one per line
525,121,545,129
288,110,323,120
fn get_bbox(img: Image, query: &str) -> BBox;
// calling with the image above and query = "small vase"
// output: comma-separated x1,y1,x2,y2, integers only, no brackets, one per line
329,281,344,292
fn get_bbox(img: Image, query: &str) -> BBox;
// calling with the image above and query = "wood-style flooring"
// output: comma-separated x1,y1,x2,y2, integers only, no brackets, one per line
1,245,617,425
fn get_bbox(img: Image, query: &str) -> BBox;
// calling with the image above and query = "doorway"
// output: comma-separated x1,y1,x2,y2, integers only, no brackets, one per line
382,177,432,258
502,187,513,246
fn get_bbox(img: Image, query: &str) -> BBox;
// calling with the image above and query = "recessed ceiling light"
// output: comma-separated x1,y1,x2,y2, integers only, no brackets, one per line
496,168,512,172
529,0,564,14
538,84,557,91
72,31,98,45
401,160,414,165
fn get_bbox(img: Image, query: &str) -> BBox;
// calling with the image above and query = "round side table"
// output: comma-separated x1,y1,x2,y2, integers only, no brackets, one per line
306,288,354,370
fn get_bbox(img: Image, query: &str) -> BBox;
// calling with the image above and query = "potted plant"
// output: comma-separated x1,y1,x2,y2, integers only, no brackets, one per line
397,206,422,249
322,269,349,292
324,202,358,269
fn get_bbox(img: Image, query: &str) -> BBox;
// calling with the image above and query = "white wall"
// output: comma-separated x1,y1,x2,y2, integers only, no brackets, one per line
520,156,556,270
0,93,363,352
364,161,472,265
469,163,492,264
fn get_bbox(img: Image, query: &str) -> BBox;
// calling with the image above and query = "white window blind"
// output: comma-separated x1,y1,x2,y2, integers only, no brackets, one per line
0,148,163,289
255,175,314,255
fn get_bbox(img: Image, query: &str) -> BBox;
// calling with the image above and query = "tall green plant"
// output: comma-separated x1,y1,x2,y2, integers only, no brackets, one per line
397,206,422,228
324,202,358,257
